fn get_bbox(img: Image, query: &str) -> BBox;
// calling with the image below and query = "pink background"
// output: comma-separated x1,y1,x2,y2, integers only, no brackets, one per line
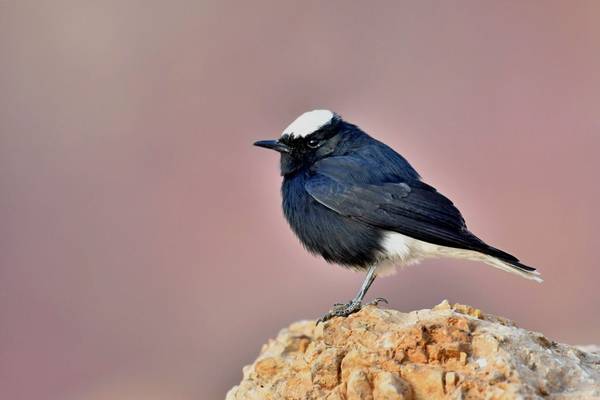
1,1,599,399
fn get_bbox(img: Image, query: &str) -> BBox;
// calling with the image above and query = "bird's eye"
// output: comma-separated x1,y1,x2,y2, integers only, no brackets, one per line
307,138,321,149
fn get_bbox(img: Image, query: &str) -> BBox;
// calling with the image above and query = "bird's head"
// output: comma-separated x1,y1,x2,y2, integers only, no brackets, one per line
254,109,347,175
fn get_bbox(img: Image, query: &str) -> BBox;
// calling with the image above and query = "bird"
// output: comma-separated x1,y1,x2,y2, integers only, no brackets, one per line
254,109,541,323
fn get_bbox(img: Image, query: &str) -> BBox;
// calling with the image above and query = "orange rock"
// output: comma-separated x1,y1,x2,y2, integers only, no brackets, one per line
226,302,600,400
346,369,373,400
372,370,413,400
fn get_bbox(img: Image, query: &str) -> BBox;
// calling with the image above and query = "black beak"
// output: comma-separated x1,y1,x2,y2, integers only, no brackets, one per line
253,139,291,153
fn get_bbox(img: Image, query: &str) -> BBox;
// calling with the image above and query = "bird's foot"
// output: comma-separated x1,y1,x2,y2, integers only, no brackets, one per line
317,297,388,325
317,300,362,324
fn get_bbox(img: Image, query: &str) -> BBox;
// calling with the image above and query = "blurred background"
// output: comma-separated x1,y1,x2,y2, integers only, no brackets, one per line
1,1,599,399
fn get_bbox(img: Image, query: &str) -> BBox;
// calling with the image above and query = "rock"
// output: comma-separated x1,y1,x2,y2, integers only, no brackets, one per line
372,370,412,400
346,369,373,400
226,301,600,400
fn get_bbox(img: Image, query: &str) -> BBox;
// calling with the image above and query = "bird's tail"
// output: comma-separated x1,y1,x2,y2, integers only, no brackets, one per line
475,243,542,282
436,242,543,282
476,253,543,282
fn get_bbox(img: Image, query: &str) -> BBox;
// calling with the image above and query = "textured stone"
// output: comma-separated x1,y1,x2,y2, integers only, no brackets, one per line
226,301,600,400
372,370,413,400
346,369,373,400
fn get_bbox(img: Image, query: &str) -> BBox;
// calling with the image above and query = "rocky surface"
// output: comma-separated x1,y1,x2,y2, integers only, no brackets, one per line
226,301,600,399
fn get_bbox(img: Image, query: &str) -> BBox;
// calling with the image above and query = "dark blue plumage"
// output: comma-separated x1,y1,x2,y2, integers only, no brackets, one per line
254,110,540,322
282,168,383,267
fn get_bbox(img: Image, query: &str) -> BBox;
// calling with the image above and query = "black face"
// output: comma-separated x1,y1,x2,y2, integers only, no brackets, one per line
254,116,343,176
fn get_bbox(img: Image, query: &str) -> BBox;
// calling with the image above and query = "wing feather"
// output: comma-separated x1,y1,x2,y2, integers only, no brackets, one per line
305,157,500,256
304,153,537,273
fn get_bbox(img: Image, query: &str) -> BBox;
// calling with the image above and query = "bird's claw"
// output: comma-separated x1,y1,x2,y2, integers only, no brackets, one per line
316,301,362,325
368,297,388,306
316,297,389,325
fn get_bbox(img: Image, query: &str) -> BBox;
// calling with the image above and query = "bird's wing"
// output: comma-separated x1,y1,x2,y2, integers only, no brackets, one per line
304,168,497,254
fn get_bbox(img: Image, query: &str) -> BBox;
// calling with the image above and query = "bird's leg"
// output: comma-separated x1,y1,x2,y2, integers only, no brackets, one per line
318,265,386,324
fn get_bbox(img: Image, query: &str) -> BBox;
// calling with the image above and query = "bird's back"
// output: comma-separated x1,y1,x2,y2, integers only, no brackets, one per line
330,125,421,183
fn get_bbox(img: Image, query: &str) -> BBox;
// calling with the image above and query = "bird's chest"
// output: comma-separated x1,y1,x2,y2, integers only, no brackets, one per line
281,173,382,268
281,175,332,244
